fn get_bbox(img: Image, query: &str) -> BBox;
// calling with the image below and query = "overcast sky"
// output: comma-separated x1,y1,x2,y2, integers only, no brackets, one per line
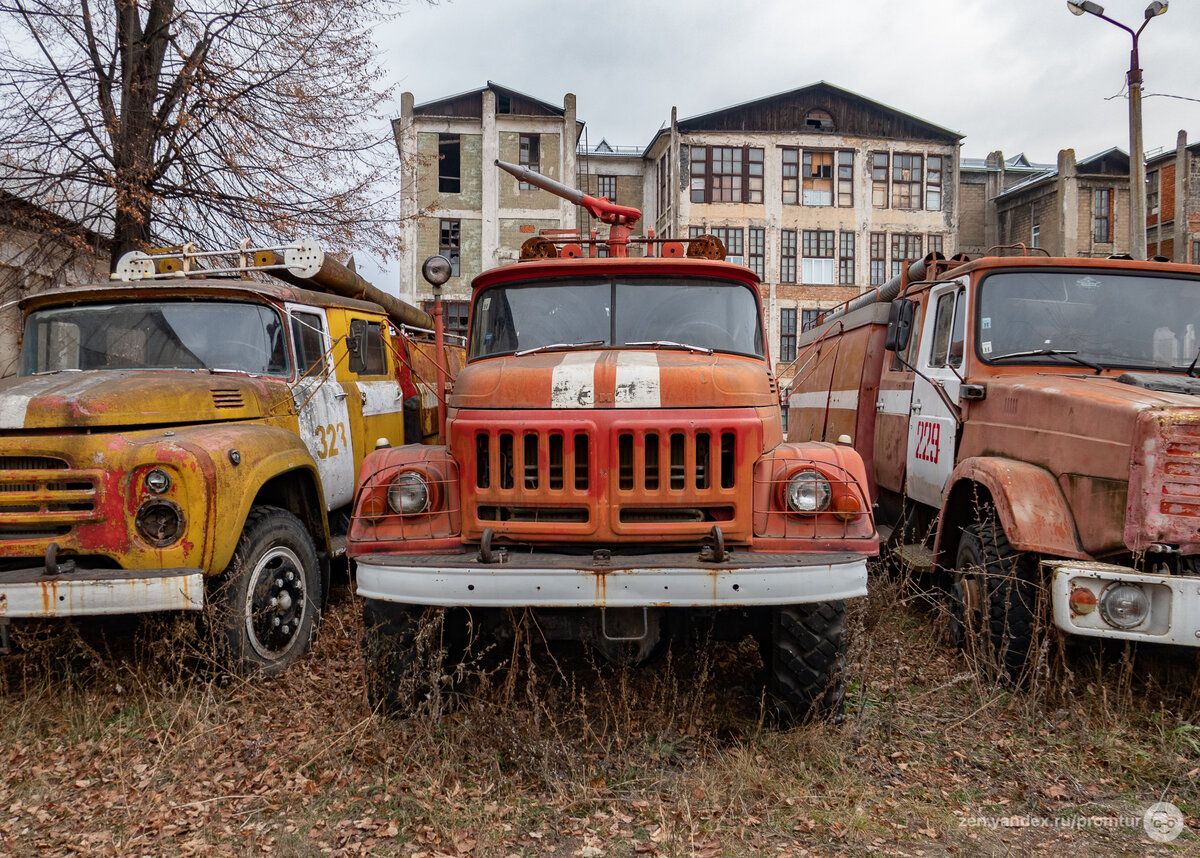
360,0,1200,289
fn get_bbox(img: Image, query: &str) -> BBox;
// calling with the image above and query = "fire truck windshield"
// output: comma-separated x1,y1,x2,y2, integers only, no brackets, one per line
977,270,1200,370
468,276,764,361
20,300,290,376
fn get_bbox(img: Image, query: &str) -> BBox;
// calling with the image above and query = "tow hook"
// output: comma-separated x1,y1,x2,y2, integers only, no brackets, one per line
699,525,726,563
44,542,76,575
477,528,507,564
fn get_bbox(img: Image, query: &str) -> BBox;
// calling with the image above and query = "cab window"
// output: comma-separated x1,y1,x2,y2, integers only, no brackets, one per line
348,318,387,375
291,311,326,378
929,289,965,368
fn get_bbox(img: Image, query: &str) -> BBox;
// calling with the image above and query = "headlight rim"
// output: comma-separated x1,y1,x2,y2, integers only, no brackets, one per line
785,467,833,514
387,469,432,516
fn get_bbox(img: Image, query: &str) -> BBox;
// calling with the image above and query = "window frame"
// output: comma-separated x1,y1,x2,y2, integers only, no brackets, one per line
925,155,943,211
438,134,461,194
838,231,855,285
748,227,765,279
691,145,763,204
837,151,854,208
872,152,889,208
779,307,797,363
780,229,797,284
802,150,835,206
869,232,887,286
439,218,461,277
890,233,922,279
518,134,540,189
1094,188,1112,243
891,153,923,210
597,174,617,203
801,229,835,285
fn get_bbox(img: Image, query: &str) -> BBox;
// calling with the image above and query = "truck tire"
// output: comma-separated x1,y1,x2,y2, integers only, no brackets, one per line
764,601,847,724
361,602,473,715
362,599,423,714
210,506,320,676
953,519,1037,682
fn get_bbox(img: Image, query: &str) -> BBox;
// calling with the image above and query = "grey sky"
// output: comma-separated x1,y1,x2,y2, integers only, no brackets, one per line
359,0,1200,289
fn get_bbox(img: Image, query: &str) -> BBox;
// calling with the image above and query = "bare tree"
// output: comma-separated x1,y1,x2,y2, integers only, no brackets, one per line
0,0,408,270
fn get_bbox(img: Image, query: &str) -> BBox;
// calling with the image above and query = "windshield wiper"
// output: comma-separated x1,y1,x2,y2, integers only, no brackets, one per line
989,349,1103,374
514,340,605,357
625,340,714,355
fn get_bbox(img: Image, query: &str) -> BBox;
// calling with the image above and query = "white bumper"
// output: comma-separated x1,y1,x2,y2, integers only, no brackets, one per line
1048,560,1200,647
355,551,869,608
0,568,204,617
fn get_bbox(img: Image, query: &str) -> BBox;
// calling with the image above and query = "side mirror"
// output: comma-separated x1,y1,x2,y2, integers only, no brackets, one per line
884,298,915,352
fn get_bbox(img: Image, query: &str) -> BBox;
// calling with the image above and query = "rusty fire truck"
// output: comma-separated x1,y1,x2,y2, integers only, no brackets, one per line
347,161,878,722
0,241,457,674
790,248,1200,678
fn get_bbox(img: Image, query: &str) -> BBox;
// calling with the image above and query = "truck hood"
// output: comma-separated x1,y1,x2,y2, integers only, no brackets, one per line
961,370,1200,480
451,350,776,410
0,370,278,430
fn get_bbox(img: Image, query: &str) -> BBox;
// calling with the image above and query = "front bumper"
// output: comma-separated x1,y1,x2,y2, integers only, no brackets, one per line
0,566,204,617
355,551,869,608
1049,560,1200,647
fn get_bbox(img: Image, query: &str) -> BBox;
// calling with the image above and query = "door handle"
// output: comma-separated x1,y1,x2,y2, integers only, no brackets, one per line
876,398,885,412
911,401,922,414
333,388,348,400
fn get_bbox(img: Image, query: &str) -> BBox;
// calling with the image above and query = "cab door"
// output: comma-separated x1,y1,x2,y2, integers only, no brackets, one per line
906,279,966,507
288,304,355,511
342,313,407,463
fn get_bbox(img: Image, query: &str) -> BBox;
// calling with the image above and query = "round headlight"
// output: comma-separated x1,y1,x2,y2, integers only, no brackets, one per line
1099,582,1149,630
786,469,832,513
135,499,184,546
144,468,171,494
387,471,429,515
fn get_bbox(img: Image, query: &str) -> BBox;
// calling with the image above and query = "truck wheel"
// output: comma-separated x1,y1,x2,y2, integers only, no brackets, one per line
210,506,320,676
764,602,847,725
362,599,423,714
954,519,1037,682
362,602,473,715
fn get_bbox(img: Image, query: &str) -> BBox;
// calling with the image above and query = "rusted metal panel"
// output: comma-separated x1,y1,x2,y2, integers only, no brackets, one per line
0,567,202,616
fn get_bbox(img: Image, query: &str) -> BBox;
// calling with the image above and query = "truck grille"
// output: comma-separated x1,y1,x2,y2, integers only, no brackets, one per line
1161,419,1200,518
458,412,759,543
0,456,101,540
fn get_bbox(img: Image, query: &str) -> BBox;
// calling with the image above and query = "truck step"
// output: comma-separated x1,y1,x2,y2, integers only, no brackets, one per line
891,544,934,573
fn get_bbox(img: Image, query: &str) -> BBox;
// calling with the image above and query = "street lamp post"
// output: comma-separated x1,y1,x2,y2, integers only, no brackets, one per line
1067,0,1168,259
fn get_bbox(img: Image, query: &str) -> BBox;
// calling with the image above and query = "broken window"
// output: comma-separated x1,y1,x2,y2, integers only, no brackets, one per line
872,152,889,208
1147,170,1159,217
439,219,461,277
518,135,540,189
802,230,835,285
801,308,821,332
805,109,834,131
838,232,855,285
891,153,923,209
422,300,470,337
802,151,834,206
1094,189,1112,242
780,229,797,284
438,134,461,194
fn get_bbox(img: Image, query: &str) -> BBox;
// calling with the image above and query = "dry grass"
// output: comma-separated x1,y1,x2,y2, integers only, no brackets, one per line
0,571,1196,857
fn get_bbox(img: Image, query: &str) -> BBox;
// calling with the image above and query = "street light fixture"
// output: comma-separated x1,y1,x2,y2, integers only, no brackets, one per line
1067,0,1168,259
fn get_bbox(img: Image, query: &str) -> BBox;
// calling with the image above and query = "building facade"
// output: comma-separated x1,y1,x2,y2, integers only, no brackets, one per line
957,152,1054,258
391,82,582,334
1145,130,1200,263
394,82,962,377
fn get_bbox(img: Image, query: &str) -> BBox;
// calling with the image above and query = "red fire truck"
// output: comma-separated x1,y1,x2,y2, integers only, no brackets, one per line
346,162,877,722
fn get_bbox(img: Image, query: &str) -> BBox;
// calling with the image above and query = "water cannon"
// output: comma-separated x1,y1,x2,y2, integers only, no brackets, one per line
495,159,641,256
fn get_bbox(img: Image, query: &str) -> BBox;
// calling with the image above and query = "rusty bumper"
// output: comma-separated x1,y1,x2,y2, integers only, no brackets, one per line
355,551,868,608
1048,560,1200,647
0,567,204,617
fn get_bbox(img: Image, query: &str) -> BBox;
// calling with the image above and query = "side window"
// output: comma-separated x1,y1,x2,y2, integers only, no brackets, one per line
348,318,387,375
291,311,326,378
928,290,964,368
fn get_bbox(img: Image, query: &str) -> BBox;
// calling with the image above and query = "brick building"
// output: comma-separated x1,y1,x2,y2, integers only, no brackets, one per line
957,152,1053,257
1145,130,1200,263
986,148,1131,257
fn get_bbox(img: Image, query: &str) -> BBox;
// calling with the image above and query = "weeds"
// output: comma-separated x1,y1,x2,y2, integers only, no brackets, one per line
0,573,1195,856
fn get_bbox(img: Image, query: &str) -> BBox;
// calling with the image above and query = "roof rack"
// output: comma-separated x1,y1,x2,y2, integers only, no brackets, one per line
111,238,324,282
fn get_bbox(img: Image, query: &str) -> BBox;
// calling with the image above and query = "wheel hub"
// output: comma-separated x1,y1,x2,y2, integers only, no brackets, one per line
247,548,306,657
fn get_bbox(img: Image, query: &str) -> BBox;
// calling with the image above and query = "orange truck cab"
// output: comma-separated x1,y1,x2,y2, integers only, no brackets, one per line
790,250,1200,676
347,161,878,723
